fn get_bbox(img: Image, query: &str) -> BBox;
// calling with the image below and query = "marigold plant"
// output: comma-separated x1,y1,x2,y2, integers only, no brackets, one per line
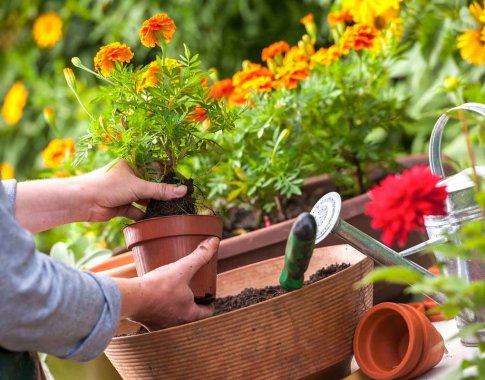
67,13,239,209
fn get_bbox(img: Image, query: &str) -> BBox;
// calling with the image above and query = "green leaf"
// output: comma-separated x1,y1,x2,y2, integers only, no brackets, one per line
358,266,423,286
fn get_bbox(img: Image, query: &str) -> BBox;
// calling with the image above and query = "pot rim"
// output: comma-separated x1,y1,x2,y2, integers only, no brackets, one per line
123,214,222,232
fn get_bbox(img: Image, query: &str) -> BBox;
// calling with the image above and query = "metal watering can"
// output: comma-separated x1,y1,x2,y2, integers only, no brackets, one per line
310,103,485,346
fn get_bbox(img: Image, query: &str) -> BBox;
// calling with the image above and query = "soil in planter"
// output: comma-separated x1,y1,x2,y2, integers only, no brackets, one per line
123,262,350,336
143,172,197,219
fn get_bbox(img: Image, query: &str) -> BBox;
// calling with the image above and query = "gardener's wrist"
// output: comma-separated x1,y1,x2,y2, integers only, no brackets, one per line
113,277,145,320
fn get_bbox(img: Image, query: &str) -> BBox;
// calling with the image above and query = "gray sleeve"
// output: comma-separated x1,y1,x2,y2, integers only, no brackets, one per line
0,181,121,361
2,179,17,215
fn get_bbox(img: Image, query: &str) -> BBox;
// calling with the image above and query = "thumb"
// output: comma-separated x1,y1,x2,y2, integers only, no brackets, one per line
133,177,187,201
175,237,220,279
191,303,215,321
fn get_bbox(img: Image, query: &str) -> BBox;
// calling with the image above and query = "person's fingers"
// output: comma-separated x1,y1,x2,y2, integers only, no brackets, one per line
132,177,187,201
175,237,220,279
123,204,145,220
191,303,215,321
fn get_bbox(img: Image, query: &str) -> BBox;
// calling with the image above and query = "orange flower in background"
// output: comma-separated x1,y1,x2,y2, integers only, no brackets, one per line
300,13,317,40
310,45,341,67
276,61,310,89
340,24,379,54
328,9,354,25
261,41,290,62
41,138,76,168
32,11,63,48
140,60,162,88
1,81,28,126
232,62,274,87
139,13,176,47
209,79,235,100
186,106,208,123
300,13,314,25
94,42,134,76
0,162,14,179
283,46,309,65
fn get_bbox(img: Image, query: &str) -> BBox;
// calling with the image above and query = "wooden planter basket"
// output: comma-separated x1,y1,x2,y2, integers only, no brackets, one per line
105,244,373,379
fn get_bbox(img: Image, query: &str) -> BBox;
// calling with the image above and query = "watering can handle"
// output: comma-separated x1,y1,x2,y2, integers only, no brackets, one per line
429,102,485,176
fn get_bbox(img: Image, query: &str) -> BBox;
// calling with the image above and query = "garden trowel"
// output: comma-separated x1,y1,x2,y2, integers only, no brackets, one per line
279,212,317,291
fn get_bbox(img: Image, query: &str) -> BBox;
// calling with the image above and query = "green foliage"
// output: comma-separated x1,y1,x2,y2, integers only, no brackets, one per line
71,42,240,182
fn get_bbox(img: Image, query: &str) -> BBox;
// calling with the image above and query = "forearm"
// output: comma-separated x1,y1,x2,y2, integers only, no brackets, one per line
16,176,91,233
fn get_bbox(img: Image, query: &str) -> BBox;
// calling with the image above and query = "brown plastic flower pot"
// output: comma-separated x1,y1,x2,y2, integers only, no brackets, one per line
353,302,445,380
123,215,223,304
105,244,373,380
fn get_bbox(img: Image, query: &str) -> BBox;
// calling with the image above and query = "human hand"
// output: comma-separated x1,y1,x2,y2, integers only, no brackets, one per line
114,237,218,331
82,160,187,222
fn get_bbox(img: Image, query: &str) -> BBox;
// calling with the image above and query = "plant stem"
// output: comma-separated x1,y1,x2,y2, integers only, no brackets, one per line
458,110,481,191
352,152,365,194
274,193,287,221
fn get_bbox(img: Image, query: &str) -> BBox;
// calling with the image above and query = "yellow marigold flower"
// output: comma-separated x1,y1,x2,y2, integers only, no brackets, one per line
469,1,485,25
457,28,485,65
139,13,176,48
32,11,63,48
342,0,401,28
94,43,134,77
328,9,354,25
1,82,28,126
340,24,379,54
54,171,71,178
300,13,317,40
276,61,310,89
41,138,76,168
0,162,14,179
261,41,290,62
310,45,341,67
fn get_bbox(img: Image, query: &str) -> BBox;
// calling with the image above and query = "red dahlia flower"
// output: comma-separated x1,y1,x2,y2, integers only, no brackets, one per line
365,165,447,247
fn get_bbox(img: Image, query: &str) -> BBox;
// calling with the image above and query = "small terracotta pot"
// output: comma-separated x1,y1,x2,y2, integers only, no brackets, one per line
88,251,137,279
123,215,223,304
353,302,445,380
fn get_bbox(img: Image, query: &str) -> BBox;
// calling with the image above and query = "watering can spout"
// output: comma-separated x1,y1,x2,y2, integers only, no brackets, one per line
310,192,447,305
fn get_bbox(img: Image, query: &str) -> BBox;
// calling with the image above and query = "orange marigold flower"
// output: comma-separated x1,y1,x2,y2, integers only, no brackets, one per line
32,11,63,48
232,62,274,87
94,42,134,77
186,106,208,123
139,13,176,48
261,41,290,62
209,79,235,100
310,45,341,67
283,46,309,65
242,75,276,93
300,13,315,25
41,138,76,168
140,61,162,88
0,162,14,179
340,24,379,53
1,81,28,126
457,28,485,65
328,9,354,25
276,61,310,89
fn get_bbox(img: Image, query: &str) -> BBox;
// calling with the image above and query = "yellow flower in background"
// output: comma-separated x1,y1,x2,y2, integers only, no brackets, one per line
1,82,28,126
341,0,401,29
0,162,14,179
32,11,63,48
41,138,76,168
94,42,134,77
469,1,485,24
457,2,485,65
310,45,341,67
457,28,485,65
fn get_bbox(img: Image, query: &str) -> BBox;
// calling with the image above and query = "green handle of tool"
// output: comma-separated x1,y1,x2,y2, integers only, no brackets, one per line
279,212,317,291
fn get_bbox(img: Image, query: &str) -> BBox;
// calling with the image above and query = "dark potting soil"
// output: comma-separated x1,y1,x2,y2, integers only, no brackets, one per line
124,262,350,337
214,262,350,315
143,172,197,219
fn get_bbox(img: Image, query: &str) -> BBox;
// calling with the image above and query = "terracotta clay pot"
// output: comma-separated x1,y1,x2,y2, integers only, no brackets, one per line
353,302,445,380
123,215,223,304
88,251,137,279
105,244,373,380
